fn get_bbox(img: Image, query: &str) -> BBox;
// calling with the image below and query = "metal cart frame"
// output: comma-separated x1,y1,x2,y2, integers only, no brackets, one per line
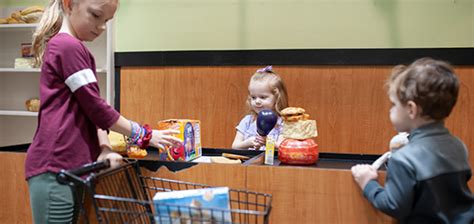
57,159,272,224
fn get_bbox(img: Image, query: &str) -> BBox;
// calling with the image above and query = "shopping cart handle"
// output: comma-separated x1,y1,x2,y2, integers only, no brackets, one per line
71,159,111,176
57,160,111,185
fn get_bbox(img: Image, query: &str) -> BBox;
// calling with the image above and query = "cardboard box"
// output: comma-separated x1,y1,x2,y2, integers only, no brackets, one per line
157,119,201,161
153,187,231,223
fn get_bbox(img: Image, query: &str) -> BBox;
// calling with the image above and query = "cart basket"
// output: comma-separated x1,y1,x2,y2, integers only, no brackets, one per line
57,159,272,224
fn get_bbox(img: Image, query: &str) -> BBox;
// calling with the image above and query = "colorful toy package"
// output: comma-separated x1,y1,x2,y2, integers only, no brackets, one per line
153,187,232,223
156,119,201,161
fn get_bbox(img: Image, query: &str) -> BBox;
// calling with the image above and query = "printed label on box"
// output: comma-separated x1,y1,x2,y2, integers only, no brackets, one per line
153,187,232,223
157,119,202,161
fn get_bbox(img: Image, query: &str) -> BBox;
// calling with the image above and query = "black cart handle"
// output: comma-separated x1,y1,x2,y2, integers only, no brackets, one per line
57,159,111,185
70,159,111,176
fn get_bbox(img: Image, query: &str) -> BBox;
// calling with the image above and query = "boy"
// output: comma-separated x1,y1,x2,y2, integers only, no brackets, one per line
351,58,473,223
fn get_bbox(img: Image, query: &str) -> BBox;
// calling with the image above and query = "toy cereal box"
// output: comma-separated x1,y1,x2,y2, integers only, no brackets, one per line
157,119,201,161
153,187,232,223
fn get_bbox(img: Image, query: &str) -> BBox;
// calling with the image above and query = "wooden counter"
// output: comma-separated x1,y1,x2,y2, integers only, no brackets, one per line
0,152,31,224
0,150,395,223
140,151,394,224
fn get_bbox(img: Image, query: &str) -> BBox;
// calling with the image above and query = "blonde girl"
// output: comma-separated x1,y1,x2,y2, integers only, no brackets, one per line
232,66,289,150
26,0,180,223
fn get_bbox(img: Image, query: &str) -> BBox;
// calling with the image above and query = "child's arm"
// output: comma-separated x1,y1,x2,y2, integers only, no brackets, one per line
232,132,256,149
352,160,416,218
96,129,123,168
110,115,181,149
351,164,378,189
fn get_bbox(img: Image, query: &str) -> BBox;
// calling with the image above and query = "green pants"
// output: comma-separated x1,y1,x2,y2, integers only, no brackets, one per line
28,172,75,224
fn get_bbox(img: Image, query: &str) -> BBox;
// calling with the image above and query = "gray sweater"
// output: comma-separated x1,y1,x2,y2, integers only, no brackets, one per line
364,122,474,224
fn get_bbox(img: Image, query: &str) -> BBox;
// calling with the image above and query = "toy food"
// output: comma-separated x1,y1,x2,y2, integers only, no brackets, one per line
282,120,318,140
389,132,409,150
210,156,242,164
372,132,409,170
108,131,127,155
280,107,309,122
0,6,44,24
25,98,40,112
281,107,317,139
278,106,319,164
279,138,319,165
222,153,250,161
127,146,148,159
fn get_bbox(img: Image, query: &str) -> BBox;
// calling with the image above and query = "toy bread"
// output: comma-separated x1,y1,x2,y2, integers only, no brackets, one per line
210,156,242,164
127,146,148,158
281,107,317,140
108,131,127,154
222,153,250,161
389,132,409,150
280,107,309,122
20,11,43,23
7,17,24,24
20,6,44,16
2,6,44,24
282,120,318,140
25,98,40,112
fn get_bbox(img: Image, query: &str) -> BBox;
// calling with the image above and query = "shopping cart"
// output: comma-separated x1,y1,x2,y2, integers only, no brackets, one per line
57,159,272,224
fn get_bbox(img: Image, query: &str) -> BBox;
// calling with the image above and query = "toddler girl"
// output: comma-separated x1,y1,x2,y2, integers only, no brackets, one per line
232,66,289,150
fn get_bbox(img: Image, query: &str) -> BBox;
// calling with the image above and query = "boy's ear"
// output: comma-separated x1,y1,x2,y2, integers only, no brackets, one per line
406,100,420,119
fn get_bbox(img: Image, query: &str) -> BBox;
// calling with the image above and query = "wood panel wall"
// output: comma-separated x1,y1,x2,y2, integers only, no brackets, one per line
121,67,471,145
120,66,474,189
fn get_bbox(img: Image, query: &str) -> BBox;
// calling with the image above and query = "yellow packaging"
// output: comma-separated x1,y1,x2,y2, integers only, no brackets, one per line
157,119,201,161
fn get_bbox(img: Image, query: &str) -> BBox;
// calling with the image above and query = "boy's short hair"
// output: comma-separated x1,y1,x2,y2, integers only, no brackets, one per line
388,57,459,120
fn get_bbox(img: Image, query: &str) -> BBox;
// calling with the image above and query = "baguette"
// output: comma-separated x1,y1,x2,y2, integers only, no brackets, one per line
210,157,241,164
21,11,43,23
20,6,44,16
222,153,250,161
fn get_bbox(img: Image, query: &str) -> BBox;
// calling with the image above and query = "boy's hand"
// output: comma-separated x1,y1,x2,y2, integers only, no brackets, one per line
150,129,181,149
351,164,378,190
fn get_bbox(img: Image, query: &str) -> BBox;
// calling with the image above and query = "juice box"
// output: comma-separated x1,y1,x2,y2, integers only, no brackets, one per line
156,119,201,161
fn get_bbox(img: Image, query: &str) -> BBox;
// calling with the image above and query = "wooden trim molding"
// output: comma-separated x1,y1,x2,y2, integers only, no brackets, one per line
115,48,474,67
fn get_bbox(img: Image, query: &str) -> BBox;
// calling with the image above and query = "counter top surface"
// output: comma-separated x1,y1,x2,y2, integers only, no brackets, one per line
1,144,384,171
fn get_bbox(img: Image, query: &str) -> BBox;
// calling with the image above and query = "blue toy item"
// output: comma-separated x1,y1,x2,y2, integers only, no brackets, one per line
256,110,278,136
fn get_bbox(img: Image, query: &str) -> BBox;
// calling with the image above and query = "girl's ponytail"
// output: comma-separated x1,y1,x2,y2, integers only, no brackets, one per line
32,0,64,67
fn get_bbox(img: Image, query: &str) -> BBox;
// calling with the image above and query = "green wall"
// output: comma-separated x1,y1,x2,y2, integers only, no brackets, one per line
5,0,47,7
115,0,473,52
6,1,473,52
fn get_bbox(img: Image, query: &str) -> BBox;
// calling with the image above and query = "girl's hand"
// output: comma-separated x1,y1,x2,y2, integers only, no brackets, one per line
98,147,123,169
150,129,181,149
253,135,266,149
351,164,378,190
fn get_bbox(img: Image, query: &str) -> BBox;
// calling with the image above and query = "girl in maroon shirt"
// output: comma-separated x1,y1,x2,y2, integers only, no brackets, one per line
26,0,181,223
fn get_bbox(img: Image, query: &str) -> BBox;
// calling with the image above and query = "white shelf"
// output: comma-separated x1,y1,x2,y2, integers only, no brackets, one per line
0,8,114,146
0,23,37,28
0,24,37,29
0,68,40,72
0,110,38,116
0,68,107,73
